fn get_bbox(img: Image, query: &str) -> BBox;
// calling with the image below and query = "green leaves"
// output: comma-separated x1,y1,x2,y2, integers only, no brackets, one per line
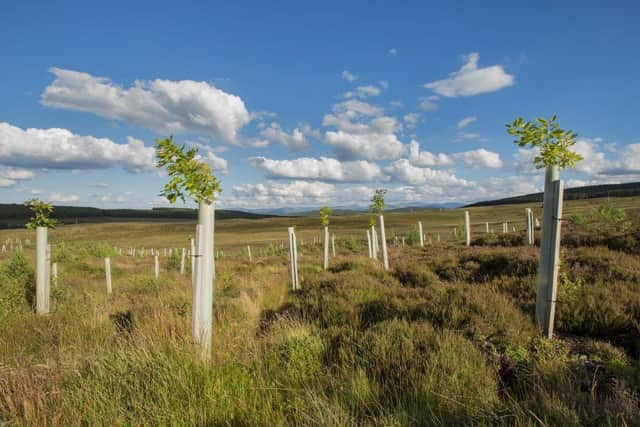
24,198,58,229
506,115,582,169
369,189,387,215
319,206,332,226
155,136,221,204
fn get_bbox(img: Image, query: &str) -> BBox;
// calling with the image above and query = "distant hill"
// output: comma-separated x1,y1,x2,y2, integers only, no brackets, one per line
0,204,276,229
464,181,640,208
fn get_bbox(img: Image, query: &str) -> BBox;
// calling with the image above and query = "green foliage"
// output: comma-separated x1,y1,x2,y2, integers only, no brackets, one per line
0,252,35,314
368,189,386,215
405,225,421,246
506,115,583,169
167,250,181,271
591,199,626,230
341,236,360,252
155,136,221,204
319,206,332,227
24,198,58,229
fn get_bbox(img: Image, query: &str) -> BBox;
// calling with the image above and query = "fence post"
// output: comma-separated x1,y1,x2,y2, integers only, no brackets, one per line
288,227,299,290
51,262,58,287
105,257,112,295
379,215,389,270
331,234,336,257
526,208,534,246
536,166,564,338
464,211,471,247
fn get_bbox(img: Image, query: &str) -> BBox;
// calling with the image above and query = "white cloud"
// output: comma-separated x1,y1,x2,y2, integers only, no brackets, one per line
230,180,336,207
418,96,439,112
341,70,359,82
259,122,311,152
323,101,404,161
0,122,154,172
343,85,382,99
424,53,515,97
455,132,480,141
248,156,382,182
49,192,80,203
0,178,15,188
388,48,397,55
407,141,503,169
403,113,420,129
41,67,251,144
384,159,471,186
452,148,503,169
457,115,477,129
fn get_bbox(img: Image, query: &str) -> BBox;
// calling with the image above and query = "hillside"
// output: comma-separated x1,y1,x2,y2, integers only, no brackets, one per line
0,204,276,229
465,181,640,208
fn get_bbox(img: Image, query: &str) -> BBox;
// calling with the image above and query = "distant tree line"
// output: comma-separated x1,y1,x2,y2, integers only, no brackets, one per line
0,204,271,229
465,182,640,208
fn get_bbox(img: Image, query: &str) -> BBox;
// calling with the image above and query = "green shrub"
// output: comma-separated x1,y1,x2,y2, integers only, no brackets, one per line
167,250,181,271
0,252,35,314
341,237,360,252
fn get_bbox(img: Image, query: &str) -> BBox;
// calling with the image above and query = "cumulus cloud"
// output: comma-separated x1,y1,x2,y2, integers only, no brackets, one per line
49,192,80,203
424,53,515,97
457,115,477,129
41,67,251,144
418,96,439,112
259,122,312,152
248,156,382,182
341,70,358,82
407,141,503,169
0,122,154,172
383,160,470,186
343,85,382,99
323,100,405,161
230,180,336,207
403,113,420,129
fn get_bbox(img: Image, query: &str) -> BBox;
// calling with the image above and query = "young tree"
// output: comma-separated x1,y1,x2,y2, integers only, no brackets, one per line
25,199,58,315
369,189,389,270
319,206,332,269
506,115,582,338
155,136,221,361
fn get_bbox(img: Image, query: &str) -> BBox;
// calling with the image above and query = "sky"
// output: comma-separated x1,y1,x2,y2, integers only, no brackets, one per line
1,0,639,210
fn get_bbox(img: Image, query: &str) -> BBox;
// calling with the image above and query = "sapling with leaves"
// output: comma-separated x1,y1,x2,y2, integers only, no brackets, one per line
319,206,332,269
25,199,57,315
155,136,221,361
369,189,389,270
506,115,582,338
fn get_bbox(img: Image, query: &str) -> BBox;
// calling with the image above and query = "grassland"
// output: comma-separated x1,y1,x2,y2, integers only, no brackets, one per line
0,197,639,425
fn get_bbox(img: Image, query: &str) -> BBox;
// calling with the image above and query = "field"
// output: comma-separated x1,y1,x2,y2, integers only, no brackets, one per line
1,197,639,425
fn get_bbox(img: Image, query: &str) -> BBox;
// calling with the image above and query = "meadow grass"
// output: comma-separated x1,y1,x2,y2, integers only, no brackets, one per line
0,198,639,425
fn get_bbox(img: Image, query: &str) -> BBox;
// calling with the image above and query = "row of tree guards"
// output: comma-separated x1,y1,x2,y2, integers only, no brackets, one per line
21,116,579,359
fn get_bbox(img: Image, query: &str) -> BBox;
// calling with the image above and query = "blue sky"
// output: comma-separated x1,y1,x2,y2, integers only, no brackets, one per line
1,1,639,209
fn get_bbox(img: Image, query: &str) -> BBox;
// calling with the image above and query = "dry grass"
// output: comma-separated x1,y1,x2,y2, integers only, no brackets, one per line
0,198,639,425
